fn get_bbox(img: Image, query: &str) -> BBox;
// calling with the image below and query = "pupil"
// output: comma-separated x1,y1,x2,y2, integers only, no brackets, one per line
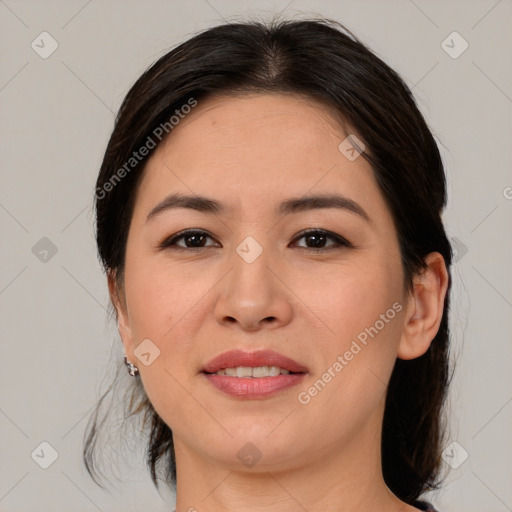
187,234,205,247
308,233,325,248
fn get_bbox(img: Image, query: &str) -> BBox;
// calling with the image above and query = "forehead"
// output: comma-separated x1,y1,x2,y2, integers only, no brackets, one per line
132,92,388,224
164,92,347,150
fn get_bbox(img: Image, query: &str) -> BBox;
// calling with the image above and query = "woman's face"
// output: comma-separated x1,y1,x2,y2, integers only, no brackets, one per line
116,93,412,474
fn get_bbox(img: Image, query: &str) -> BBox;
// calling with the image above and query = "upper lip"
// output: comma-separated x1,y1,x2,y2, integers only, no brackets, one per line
202,349,309,374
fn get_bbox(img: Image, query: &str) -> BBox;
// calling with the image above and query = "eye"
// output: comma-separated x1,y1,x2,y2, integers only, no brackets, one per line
291,229,351,251
158,229,220,250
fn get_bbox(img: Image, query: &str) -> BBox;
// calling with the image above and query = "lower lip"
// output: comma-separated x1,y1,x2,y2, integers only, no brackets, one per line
203,373,306,399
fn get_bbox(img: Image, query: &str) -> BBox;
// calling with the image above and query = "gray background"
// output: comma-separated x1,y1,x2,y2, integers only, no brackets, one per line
1,0,511,511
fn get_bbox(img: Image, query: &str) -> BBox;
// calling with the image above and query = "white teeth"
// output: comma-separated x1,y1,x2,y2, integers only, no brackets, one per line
236,366,253,377
213,366,292,377
252,366,269,378
268,366,281,376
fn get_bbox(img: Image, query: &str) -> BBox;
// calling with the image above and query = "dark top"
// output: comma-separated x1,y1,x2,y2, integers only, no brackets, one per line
414,500,438,511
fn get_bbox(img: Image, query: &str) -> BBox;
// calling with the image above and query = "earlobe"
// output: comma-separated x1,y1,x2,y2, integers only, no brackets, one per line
397,252,449,361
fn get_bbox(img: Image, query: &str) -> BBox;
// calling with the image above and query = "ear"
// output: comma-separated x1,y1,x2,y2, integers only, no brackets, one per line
107,270,134,357
398,252,449,360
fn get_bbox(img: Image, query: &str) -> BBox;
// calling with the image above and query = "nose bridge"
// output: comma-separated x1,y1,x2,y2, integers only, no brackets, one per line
214,232,293,330
230,233,273,299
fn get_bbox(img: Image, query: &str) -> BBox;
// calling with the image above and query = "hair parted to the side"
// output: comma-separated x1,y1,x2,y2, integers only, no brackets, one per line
84,15,454,503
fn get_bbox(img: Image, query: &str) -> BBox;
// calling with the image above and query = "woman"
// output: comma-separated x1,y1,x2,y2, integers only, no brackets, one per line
85,17,453,512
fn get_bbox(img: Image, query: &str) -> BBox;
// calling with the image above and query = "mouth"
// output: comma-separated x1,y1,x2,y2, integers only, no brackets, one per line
201,349,308,399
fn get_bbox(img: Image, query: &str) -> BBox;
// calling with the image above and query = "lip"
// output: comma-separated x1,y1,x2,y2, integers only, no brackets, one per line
203,373,306,399
201,349,309,374
201,349,309,399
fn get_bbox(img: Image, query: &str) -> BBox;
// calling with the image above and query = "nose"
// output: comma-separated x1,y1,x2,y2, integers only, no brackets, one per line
213,240,293,332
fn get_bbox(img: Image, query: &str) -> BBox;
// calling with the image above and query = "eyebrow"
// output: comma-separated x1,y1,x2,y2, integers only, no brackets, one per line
146,192,371,223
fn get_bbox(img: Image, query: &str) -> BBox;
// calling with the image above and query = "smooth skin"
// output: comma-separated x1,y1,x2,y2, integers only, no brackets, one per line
109,93,449,512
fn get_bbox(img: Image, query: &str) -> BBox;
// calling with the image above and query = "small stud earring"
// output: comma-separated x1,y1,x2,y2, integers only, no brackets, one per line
124,355,139,376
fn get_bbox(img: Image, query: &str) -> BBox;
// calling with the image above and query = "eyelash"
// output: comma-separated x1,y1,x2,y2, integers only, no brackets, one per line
158,228,352,252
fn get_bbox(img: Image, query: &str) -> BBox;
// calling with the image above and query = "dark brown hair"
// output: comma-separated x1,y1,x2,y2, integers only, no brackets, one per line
84,16,454,504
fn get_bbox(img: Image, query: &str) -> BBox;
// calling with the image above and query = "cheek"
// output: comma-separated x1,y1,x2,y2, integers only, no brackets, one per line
296,263,403,425
124,268,172,337
296,253,404,409
123,254,218,368
293,255,402,345
124,250,190,331
122,259,206,427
